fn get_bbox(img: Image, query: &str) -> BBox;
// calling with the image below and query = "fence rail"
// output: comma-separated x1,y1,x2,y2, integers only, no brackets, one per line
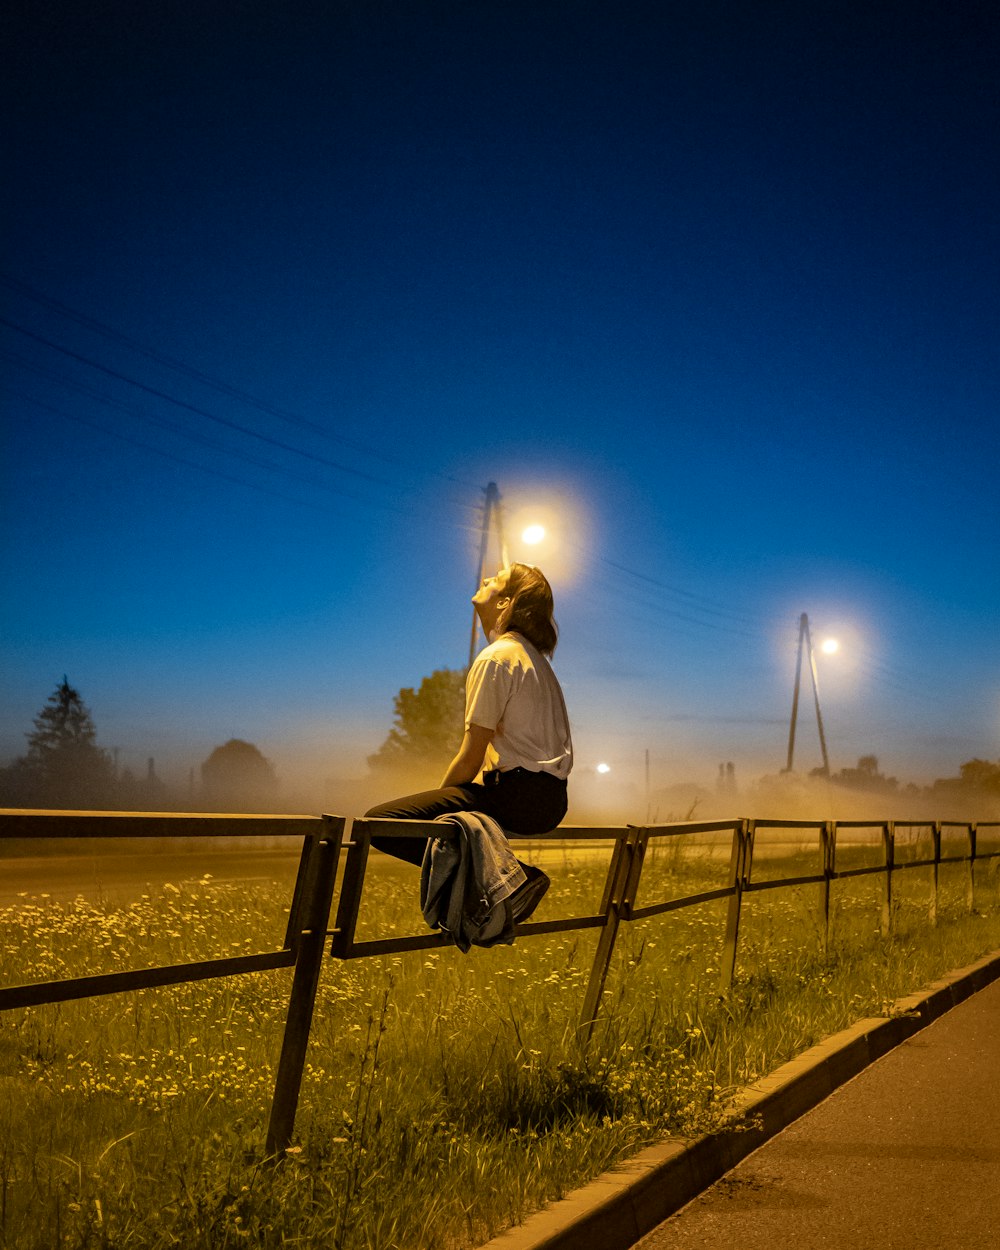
0,810,337,1011
2,808,998,1156
0,808,345,1155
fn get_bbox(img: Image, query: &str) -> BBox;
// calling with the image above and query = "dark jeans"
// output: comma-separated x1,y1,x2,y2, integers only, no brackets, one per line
365,768,568,867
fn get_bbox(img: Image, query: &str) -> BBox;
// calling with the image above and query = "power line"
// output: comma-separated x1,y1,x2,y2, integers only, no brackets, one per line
2,357,485,542
1,386,366,522
0,291,956,710
593,556,766,639
0,314,408,492
600,556,760,624
0,350,415,519
581,587,763,642
0,272,482,497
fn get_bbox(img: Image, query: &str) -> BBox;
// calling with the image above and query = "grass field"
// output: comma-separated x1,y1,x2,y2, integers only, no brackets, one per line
2,834,998,1249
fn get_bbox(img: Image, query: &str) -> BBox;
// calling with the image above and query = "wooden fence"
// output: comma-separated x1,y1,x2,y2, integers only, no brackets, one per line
2,808,998,1156
0,808,343,1156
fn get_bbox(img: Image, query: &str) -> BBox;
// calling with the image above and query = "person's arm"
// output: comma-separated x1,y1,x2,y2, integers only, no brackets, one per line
440,723,494,787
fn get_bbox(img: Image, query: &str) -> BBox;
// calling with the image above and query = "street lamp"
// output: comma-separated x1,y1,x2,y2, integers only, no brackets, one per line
467,486,583,665
468,482,509,669
784,613,833,776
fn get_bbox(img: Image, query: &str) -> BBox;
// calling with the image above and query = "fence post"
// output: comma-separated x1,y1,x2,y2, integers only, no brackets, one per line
265,814,344,1159
929,821,941,926
719,820,751,992
577,827,640,1046
819,821,835,955
622,826,649,916
881,821,894,937
330,817,373,958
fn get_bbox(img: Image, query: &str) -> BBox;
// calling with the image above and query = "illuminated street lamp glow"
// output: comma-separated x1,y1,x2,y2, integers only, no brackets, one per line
522,523,546,545
820,638,840,655
596,761,611,774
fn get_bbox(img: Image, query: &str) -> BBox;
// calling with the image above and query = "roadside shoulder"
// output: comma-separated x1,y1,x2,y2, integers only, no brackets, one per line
478,948,1000,1250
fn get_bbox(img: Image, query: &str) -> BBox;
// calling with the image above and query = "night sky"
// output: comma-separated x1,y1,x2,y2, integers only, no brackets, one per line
2,1,998,808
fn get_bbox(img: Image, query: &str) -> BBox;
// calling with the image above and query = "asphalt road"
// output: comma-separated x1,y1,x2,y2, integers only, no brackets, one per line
635,975,1000,1250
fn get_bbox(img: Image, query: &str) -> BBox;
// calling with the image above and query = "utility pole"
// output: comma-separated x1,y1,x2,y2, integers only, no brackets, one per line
467,482,509,669
784,612,831,776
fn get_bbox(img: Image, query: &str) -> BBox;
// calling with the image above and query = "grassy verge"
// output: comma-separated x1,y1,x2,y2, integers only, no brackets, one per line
1,846,998,1249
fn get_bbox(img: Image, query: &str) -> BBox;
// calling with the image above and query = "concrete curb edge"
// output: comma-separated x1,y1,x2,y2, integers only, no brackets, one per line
478,947,1000,1250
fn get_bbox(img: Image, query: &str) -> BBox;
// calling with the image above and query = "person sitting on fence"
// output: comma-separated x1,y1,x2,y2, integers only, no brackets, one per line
366,562,573,923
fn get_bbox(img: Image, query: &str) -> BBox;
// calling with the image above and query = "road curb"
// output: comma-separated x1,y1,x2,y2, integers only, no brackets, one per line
478,947,1000,1250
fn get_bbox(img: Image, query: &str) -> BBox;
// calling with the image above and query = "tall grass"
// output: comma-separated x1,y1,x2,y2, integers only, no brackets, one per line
1,846,998,1249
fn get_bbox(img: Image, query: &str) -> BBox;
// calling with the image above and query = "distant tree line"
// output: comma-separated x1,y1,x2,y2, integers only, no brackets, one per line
3,674,999,818
812,754,901,793
810,753,1000,807
371,672,1000,812
0,679,278,813
925,757,1000,803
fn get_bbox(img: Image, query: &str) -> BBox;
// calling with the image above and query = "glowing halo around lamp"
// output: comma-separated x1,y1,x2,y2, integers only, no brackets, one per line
596,762,611,774
504,491,586,584
820,638,840,655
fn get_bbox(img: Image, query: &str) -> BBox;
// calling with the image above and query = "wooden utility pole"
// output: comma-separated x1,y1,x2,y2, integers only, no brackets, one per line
784,612,830,775
467,482,509,669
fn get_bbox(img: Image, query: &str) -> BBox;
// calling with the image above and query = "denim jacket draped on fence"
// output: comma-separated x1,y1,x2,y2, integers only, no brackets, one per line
419,811,526,952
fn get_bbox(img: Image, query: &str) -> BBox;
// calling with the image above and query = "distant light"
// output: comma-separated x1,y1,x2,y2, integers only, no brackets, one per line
596,762,611,774
522,524,545,545
821,638,839,655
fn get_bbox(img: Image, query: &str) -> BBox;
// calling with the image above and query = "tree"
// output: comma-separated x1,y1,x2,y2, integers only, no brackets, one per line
828,755,898,793
0,677,114,807
367,669,465,779
958,758,1000,794
928,758,1000,804
200,739,279,811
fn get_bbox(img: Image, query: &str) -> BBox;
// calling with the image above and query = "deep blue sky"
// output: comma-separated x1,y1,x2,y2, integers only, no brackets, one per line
2,1,998,807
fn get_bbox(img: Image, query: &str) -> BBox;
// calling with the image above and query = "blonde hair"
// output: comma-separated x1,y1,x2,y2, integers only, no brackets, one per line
495,563,558,655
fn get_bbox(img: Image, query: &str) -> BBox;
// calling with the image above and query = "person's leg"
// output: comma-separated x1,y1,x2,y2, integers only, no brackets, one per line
483,770,568,836
477,771,567,922
364,769,567,868
365,784,486,866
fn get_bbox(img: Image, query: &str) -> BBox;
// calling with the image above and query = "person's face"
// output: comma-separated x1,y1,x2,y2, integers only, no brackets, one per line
472,566,512,633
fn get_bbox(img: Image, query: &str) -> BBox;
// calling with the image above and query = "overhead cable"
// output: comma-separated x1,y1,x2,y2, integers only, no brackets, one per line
0,272,482,496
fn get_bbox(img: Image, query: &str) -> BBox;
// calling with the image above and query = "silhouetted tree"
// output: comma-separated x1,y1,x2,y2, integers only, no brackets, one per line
957,758,1000,793
0,677,115,807
200,739,279,811
829,755,898,793
928,758,1000,806
368,669,465,778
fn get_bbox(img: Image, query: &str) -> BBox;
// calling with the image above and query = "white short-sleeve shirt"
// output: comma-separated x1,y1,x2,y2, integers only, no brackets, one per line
465,632,573,780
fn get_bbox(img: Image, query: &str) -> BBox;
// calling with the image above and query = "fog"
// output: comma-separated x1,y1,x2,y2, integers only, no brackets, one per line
317,758,1000,830
3,700,996,827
